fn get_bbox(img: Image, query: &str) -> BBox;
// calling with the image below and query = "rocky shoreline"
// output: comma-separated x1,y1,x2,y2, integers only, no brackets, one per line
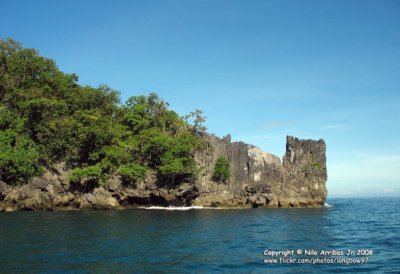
0,135,327,211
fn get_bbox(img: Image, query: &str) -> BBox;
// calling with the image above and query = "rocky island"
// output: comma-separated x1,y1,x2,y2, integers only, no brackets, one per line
0,39,327,211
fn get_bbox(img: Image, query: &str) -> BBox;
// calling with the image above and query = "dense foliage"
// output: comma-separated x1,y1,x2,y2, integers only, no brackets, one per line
0,39,206,186
213,156,230,183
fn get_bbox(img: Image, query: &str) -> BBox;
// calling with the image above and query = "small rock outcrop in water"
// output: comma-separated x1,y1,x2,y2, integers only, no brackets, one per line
0,135,327,211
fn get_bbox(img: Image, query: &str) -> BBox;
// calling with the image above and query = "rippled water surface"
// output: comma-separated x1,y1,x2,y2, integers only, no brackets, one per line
1,197,399,273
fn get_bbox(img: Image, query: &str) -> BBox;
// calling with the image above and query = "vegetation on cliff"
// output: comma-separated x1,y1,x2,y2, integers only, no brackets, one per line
0,39,206,187
213,156,231,183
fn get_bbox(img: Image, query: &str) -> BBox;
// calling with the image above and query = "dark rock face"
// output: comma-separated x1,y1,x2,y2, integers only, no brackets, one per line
0,135,327,211
280,136,327,207
0,181,9,200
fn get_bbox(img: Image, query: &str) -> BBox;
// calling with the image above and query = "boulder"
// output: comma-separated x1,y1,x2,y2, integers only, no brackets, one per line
84,187,120,209
108,176,121,192
8,184,54,210
31,177,49,190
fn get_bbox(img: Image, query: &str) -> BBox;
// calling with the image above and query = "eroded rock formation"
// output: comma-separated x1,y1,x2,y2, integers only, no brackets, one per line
0,135,327,211
193,135,327,208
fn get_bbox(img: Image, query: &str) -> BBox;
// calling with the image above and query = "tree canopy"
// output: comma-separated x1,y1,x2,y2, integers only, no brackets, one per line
0,39,206,187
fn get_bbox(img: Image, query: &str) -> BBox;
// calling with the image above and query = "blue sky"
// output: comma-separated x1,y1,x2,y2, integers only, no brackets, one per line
1,0,399,197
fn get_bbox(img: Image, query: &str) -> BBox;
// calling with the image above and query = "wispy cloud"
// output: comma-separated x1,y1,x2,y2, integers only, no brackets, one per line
263,120,297,129
328,152,400,197
384,188,396,193
319,124,352,132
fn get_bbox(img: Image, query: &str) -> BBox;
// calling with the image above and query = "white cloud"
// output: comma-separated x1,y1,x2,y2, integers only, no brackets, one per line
328,152,400,197
384,188,395,193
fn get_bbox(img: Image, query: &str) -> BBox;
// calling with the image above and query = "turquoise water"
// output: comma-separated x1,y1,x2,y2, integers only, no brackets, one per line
1,197,399,273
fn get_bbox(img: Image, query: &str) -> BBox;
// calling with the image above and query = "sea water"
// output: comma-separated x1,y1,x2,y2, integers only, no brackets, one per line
1,197,399,273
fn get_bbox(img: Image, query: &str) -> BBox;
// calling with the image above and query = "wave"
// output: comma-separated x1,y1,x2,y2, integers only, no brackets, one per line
140,206,218,210
324,202,334,208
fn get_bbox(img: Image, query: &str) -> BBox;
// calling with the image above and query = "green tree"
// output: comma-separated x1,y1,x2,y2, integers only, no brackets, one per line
117,163,147,185
0,38,206,187
213,156,231,183
0,130,42,184
69,165,102,183
183,109,207,135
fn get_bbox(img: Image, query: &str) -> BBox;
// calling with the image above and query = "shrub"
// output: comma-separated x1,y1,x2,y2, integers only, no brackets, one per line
0,130,42,184
69,165,102,183
117,163,147,185
213,156,230,183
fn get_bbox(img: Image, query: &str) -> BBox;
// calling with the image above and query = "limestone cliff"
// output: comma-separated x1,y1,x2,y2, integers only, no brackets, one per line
193,135,327,208
0,135,327,211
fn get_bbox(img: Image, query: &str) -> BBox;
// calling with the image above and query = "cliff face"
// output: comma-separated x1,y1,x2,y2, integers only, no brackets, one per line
193,135,327,208
0,135,327,211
